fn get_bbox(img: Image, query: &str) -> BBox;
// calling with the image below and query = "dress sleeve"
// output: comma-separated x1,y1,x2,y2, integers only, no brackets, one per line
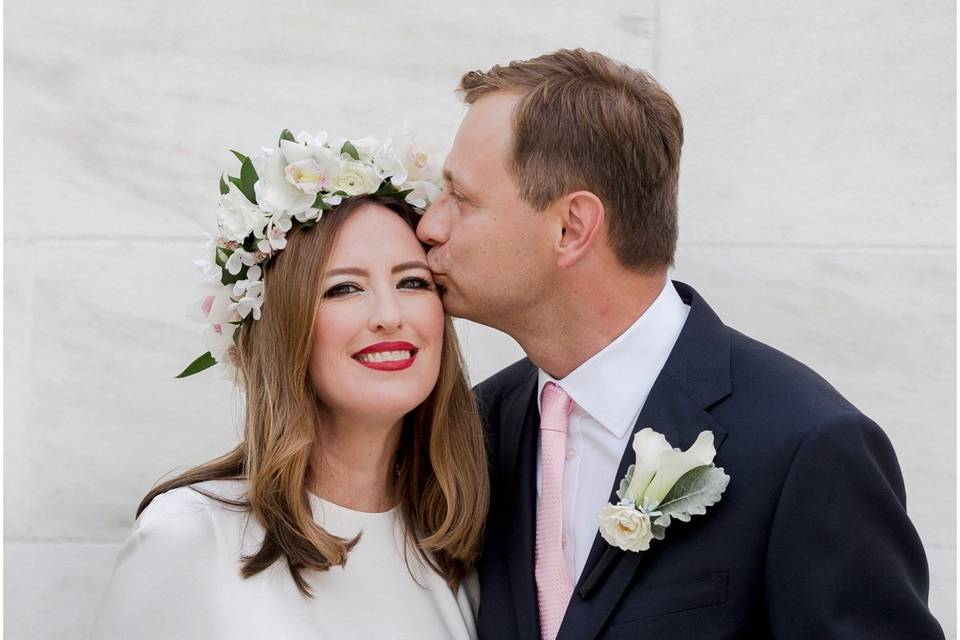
91,492,222,639
764,412,944,638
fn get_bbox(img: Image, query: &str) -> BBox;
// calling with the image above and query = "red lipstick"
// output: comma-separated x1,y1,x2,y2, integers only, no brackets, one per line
353,341,418,371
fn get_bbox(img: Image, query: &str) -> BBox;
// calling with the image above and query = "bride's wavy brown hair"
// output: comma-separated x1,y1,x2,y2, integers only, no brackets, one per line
139,196,489,595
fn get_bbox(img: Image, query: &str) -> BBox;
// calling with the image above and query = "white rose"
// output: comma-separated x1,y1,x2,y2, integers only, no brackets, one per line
598,503,654,552
643,431,717,509
218,183,267,243
331,160,381,196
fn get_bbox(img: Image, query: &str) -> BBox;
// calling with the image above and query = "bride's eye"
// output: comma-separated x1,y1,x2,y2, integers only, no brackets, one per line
324,283,362,298
398,277,434,291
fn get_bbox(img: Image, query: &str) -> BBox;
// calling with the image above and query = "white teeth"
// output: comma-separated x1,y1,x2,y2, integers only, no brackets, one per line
356,350,413,364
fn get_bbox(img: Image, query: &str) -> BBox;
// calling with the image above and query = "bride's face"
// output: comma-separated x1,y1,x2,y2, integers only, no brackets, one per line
309,203,443,420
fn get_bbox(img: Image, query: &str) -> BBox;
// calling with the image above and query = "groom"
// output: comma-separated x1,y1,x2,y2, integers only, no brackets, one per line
417,49,944,638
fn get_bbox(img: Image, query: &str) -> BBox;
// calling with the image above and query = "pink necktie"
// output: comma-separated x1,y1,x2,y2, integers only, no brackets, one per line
536,382,574,640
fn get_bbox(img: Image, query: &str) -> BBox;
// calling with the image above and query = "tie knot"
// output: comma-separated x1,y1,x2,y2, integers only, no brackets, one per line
540,382,573,432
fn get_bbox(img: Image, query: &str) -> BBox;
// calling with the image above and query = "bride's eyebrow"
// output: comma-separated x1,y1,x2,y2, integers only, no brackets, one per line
392,261,430,274
325,267,367,278
325,261,430,278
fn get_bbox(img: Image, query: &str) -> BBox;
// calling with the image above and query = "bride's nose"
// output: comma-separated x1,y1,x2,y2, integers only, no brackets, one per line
367,290,403,332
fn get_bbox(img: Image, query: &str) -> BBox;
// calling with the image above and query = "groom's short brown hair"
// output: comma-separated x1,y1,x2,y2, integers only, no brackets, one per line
459,48,682,271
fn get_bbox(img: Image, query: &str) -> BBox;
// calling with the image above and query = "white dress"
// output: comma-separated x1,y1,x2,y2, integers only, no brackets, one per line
92,480,478,639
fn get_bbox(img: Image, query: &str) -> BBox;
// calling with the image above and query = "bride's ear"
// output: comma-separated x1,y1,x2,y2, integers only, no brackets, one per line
555,191,605,268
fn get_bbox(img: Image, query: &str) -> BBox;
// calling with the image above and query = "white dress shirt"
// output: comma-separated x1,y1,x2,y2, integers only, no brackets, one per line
536,280,690,582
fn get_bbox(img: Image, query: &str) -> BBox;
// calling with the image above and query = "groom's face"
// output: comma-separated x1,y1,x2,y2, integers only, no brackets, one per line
417,92,554,327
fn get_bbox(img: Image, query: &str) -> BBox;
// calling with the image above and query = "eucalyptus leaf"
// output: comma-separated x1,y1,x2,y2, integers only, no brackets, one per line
219,175,229,195
279,129,296,145
230,150,248,164
652,465,730,528
176,352,217,378
239,157,259,204
340,141,360,161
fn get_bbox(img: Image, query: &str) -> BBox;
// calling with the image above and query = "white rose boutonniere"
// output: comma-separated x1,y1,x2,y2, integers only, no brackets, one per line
597,428,730,553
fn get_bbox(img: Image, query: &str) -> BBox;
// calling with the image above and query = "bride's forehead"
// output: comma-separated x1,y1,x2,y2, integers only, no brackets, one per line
329,210,424,264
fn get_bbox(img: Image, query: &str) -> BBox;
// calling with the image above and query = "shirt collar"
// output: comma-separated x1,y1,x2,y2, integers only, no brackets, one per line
537,280,690,438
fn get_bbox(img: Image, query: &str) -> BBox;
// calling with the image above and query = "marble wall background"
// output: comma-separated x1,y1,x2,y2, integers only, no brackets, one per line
4,0,955,637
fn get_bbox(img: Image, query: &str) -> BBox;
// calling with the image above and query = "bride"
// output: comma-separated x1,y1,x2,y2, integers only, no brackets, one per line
92,130,488,639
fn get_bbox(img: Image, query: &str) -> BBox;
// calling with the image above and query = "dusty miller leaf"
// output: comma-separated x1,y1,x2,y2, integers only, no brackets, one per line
652,465,729,528
615,464,635,501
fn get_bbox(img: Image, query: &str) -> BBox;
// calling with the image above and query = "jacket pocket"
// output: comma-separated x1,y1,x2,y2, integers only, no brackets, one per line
607,570,729,626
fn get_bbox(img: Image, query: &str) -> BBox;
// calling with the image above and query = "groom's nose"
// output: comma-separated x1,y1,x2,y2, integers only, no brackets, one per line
416,196,452,247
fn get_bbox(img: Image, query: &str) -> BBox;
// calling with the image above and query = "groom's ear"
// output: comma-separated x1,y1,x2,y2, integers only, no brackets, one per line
555,191,605,268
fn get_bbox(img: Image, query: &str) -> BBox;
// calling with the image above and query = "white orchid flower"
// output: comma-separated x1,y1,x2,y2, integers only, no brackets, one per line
187,282,240,325
642,431,717,510
232,296,262,320
225,248,256,276
257,215,292,253
402,179,442,209
254,148,314,216
201,322,236,364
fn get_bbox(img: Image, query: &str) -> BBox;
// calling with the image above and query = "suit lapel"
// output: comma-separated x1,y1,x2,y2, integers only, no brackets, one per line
498,368,541,639
557,281,732,640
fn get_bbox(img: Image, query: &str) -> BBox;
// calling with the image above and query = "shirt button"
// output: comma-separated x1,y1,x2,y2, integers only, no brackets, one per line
565,448,576,460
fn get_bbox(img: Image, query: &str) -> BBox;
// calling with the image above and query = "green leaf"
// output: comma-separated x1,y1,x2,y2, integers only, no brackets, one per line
340,141,360,161
228,175,242,191
238,157,258,204
279,129,296,145
219,174,229,195
312,193,332,211
215,246,231,268
221,263,248,286
652,465,730,528
230,150,248,164
176,352,218,378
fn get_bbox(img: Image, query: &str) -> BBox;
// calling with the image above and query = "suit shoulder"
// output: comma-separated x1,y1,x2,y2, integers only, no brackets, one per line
731,330,855,409
721,329,870,444
473,357,536,406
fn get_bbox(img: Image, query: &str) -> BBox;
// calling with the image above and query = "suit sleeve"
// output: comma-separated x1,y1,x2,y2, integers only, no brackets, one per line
764,412,944,638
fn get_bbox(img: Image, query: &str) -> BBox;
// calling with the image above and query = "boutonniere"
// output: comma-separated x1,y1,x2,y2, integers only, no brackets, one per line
597,428,730,553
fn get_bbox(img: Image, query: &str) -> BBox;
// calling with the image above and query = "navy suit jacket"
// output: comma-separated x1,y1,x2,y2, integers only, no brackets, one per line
474,281,943,639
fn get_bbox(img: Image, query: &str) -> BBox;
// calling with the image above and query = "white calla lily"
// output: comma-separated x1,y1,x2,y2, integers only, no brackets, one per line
622,428,673,503
642,431,717,509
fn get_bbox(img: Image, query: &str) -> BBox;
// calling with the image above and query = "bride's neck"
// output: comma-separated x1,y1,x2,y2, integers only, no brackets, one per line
308,411,403,513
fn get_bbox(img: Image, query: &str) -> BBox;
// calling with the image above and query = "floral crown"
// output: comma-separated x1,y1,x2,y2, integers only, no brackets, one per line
178,128,444,379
